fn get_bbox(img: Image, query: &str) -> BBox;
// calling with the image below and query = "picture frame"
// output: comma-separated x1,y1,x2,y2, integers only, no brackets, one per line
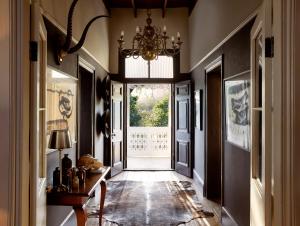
194,89,203,130
224,76,250,150
46,67,78,154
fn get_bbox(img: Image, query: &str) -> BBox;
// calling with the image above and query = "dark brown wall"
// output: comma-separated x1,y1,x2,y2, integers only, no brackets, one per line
44,17,108,226
192,20,254,226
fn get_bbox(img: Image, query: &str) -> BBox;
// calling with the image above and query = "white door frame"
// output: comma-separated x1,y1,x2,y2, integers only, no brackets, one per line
4,0,31,226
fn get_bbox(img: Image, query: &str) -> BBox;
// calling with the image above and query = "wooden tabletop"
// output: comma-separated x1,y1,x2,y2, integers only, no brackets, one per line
47,166,110,206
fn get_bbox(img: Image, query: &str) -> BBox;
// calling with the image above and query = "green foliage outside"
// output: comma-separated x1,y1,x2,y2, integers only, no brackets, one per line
130,95,142,126
130,95,169,127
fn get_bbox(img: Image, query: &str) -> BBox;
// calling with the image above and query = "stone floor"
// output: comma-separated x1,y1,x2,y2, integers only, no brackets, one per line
127,157,171,170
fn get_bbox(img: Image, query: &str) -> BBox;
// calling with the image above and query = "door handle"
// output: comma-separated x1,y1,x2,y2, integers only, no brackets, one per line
111,133,116,137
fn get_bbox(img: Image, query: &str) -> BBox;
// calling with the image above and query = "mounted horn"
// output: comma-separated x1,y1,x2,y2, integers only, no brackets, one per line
57,0,110,64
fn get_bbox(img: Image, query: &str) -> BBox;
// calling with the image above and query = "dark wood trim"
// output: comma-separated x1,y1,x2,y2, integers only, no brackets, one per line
171,83,175,169
109,73,191,84
162,0,168,18
103,0,111,16
123,83,128,169
191,80,195,175
131,0,137,17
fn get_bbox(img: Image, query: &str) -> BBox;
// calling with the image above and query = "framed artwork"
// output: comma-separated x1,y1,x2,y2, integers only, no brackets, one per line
225,78,250,150
46,67,77,153
195,90,200,129
194,90,203,130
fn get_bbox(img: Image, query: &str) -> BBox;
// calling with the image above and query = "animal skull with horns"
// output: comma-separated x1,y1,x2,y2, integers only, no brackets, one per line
57,0,110,64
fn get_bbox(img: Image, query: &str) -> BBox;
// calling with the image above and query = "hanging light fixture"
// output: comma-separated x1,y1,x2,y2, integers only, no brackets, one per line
117,10,183,61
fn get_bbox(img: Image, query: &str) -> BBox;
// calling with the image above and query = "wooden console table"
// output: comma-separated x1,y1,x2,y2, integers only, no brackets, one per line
47,167,111,226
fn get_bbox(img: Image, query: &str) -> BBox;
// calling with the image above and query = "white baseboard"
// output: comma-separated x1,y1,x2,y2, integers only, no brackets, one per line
193,169,204,187
60,210,74,226
222,207,238,226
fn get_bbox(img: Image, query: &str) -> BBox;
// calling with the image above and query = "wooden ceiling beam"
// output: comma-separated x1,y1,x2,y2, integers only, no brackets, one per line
131,0,137,17
162,0,167,18
102,0,111,15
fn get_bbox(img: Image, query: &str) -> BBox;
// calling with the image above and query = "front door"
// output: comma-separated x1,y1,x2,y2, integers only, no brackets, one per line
250,1,272,225
110,81,124,176
174,80,192,177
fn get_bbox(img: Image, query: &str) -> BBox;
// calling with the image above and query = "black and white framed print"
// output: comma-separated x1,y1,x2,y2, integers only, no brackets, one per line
225,79,250,150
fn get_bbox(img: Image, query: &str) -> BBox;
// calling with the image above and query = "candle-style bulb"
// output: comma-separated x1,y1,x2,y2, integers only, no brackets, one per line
136,26,140,33
171,36,175,42
121,30,124,37
163,25,167,32
177,32,180,38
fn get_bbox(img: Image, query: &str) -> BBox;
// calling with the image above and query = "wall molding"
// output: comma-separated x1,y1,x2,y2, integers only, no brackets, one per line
41,9,109,73
223,70,251,81
190,9,259,72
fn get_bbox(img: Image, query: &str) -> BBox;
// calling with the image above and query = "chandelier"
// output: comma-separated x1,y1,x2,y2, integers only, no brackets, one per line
117,10,183,61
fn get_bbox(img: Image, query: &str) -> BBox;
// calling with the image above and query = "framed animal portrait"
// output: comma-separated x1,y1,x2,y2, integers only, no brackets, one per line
46,67,77,151
225,78,250,150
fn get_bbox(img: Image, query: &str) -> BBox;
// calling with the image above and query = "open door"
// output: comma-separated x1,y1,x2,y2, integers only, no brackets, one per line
174,80,192,177
250,1,272,225
110,80,124,176
30,1,47,225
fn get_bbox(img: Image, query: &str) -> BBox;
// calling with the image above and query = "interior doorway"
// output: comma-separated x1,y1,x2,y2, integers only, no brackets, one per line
205,60,222,204
126,84,172,170
78,66,94,157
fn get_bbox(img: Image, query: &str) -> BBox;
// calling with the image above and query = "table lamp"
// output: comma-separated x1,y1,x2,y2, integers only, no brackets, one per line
48,129,72,192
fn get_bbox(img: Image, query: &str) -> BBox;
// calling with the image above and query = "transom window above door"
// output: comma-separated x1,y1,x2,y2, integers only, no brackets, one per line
125,56,174,79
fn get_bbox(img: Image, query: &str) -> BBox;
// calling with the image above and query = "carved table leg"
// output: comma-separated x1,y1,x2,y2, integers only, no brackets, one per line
99,179,107,226
73,206,87,226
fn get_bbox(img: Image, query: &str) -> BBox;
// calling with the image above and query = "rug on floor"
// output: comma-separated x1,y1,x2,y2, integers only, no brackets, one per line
87,180,214,226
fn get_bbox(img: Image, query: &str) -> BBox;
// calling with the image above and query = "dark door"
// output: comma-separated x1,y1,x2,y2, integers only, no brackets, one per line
175,80,192,177
110,81,124,176
79,66,94,156
206,69,222,203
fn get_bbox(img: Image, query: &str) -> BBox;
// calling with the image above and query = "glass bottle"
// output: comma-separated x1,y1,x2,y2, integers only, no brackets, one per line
53,167,60,187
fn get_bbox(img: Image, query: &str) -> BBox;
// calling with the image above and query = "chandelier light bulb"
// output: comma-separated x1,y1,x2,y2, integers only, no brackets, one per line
121,30,124,37
171,36,175,42
163,25,167,32
136,26,140,33
177,32,180,38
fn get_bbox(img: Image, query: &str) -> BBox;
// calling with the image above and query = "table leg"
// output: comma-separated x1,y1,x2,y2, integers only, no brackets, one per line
73,206,87,226
99,179,107,226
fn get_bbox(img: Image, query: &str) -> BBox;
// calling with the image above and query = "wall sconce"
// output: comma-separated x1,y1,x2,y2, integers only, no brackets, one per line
57,0,110,64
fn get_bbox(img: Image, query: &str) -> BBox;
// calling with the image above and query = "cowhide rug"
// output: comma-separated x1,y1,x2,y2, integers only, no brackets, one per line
88,180,214,226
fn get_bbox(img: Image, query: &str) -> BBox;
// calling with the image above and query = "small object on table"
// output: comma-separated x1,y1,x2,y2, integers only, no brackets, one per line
53,167,60,187
47,167,111,226
77,154,103,171
73,175,79,189
77,166,86,185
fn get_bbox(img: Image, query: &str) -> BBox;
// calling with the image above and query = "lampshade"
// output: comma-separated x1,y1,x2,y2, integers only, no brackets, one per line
48,129,72,150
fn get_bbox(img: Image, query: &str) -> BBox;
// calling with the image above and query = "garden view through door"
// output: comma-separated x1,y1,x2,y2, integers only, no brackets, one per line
127,84,171,170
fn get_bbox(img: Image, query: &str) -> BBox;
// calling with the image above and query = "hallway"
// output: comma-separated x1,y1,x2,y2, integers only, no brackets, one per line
86,171,221,226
